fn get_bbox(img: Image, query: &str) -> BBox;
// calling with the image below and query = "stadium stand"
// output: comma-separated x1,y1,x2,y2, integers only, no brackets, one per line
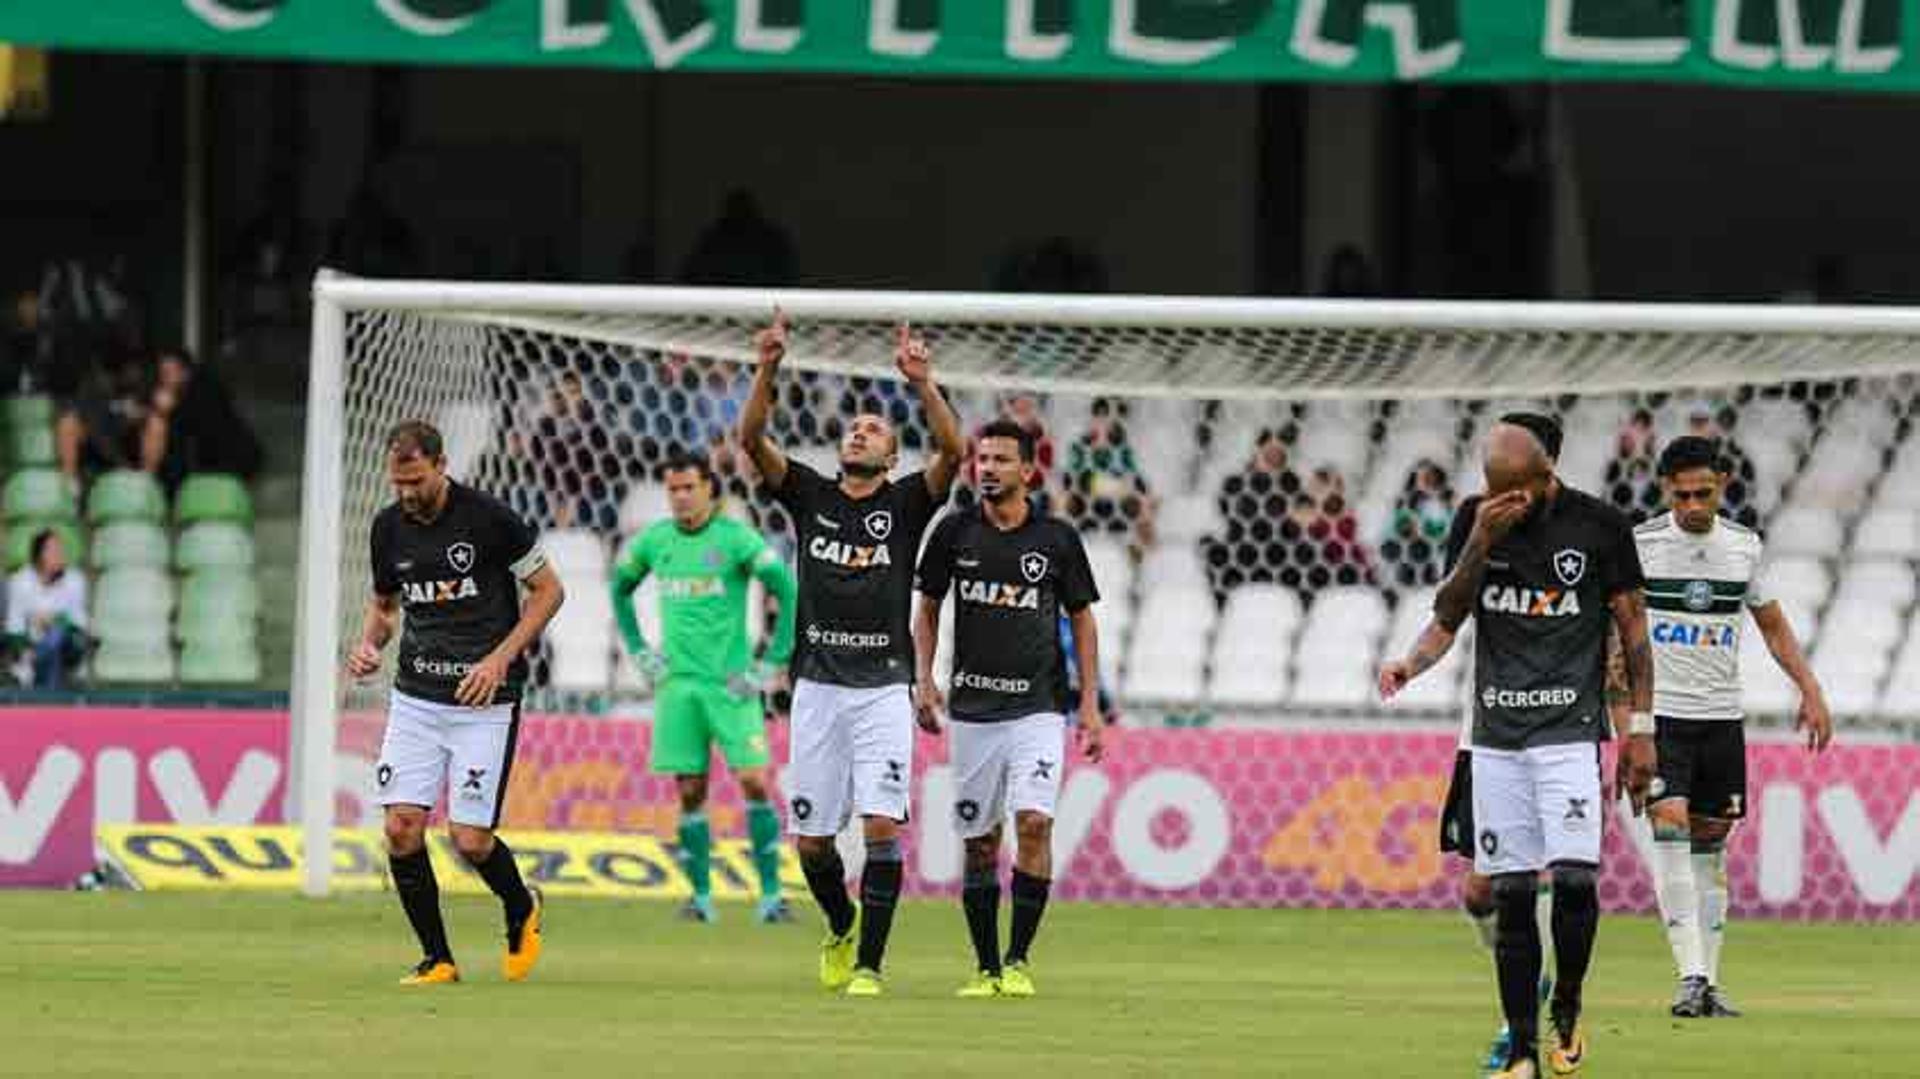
487,369,1918,721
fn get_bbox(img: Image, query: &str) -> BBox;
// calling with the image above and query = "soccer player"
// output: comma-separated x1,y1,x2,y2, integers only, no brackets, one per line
1636,435,1832,1019
911,418,1106,999
345,420,566,985
610,451,799,925
1422,413,1656,1078
738,311,964,996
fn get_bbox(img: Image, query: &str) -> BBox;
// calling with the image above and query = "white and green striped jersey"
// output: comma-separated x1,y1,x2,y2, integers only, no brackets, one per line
1635,512,1773,721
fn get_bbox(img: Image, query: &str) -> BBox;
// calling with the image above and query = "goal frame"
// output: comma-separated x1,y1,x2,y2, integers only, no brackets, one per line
296,272,1920,896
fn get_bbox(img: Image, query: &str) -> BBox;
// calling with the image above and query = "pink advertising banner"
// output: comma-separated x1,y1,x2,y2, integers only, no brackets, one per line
0,708,287,886
6,706,1915,919
337,713,1920,920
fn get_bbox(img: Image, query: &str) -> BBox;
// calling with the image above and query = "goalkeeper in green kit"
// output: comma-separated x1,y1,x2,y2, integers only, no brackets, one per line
612,451,799,924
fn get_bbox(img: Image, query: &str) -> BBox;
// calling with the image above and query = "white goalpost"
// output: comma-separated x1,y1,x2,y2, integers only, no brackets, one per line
296,273,1920,896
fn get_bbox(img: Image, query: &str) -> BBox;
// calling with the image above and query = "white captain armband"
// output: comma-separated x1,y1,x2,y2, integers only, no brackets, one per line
509,546,550,581
1628,710,1656,737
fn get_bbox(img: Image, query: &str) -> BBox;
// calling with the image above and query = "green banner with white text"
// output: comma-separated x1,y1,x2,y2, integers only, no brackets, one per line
0,2,1914,89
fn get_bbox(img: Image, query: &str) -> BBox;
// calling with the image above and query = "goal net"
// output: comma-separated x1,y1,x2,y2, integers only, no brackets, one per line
295,278,1920,901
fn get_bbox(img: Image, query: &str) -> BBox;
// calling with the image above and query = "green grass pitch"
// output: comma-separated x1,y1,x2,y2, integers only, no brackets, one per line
6,892,1917,1077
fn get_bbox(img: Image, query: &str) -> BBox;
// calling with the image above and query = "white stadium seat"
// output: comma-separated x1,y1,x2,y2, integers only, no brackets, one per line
1852,510,1919,559
1834,559,1918,609
618,481,671,537
1763,507,1845,559
1763,557,1831,608
1817,597,1906,656
540,528,608,583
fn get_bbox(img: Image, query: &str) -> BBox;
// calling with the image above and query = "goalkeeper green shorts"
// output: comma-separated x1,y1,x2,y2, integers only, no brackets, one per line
651,678,769,775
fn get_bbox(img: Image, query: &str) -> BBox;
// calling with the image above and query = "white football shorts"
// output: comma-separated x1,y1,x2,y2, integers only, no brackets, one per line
1470,741,1604,875
785,678,915,837
949,713,1067,839
374,690,520,829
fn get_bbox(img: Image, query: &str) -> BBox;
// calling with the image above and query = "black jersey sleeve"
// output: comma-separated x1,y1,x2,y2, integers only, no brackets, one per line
1600,507,1646,595
768,458,826,517
1055,523,1099,612
915,512,959,600
489,495,545,579
370,510,398,596
1442,495,1480,574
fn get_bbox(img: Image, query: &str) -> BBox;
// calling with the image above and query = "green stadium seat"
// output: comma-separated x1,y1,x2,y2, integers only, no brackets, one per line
175,473,252,525
87,469,166,524
179,574,259,630
4,468,76,521
3,395,54,432
90,521,171,571
180,639,261,684
92,567,175,635
92,639,175,684
5,423,55,468
6,519,84,571
175,522,255,573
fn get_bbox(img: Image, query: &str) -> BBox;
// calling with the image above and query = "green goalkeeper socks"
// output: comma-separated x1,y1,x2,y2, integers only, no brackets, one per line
746,800,783,901
677,811,713,898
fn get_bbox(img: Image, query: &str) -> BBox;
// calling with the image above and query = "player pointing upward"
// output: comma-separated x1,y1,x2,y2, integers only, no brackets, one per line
738,310,965,996
347,420,566,986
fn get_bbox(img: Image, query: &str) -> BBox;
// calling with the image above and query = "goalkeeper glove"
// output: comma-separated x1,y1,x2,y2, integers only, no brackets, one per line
631,647,670,684
727,659,778,698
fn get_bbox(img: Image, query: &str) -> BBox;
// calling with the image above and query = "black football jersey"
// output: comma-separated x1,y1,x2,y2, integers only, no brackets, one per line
370,482,546,705
917,505,1099,722
1444,486,1643,751
770,460,942,688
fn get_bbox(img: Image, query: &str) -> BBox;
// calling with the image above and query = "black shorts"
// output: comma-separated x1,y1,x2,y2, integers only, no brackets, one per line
1653,717,1748,820
1439,749,1474,858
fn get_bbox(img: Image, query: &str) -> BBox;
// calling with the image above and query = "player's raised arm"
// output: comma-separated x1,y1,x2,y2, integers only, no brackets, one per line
896,322,963,499
739,308,791,491
1433,490,1529,631
1379,618,1456,700
1750,600,1834,752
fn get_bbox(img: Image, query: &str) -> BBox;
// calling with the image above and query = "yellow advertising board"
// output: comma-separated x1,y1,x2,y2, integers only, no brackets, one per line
96,824,807,900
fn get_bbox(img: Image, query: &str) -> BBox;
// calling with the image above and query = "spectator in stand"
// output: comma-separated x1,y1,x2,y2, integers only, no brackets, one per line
1683,401,1760,528
4,529,89,689
1378,458,1456,590
530,370,612,530
54,347,146,487
1066,397,1156,549
1205,428,1303,600
139,348,263,495
1297,465,1374,594
1606,406,1662,522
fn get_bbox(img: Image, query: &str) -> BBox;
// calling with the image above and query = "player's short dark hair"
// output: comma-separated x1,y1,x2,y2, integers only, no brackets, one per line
976,418,1036,463
385,420,444,461
1497,411,1563,461
662,450,720,495
1657,435,1727,478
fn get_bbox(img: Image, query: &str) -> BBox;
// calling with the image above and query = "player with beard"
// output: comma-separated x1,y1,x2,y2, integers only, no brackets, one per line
738,311,965,997
1393,413,1656,1077
912,418,1106,999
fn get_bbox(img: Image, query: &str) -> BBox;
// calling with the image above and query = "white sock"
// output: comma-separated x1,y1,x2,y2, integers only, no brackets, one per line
1654,837,1707,980
1468,906,1499,953
1694,845,1729,985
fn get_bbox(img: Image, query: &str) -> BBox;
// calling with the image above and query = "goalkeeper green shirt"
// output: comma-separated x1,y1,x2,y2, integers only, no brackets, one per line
610,513,797,683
